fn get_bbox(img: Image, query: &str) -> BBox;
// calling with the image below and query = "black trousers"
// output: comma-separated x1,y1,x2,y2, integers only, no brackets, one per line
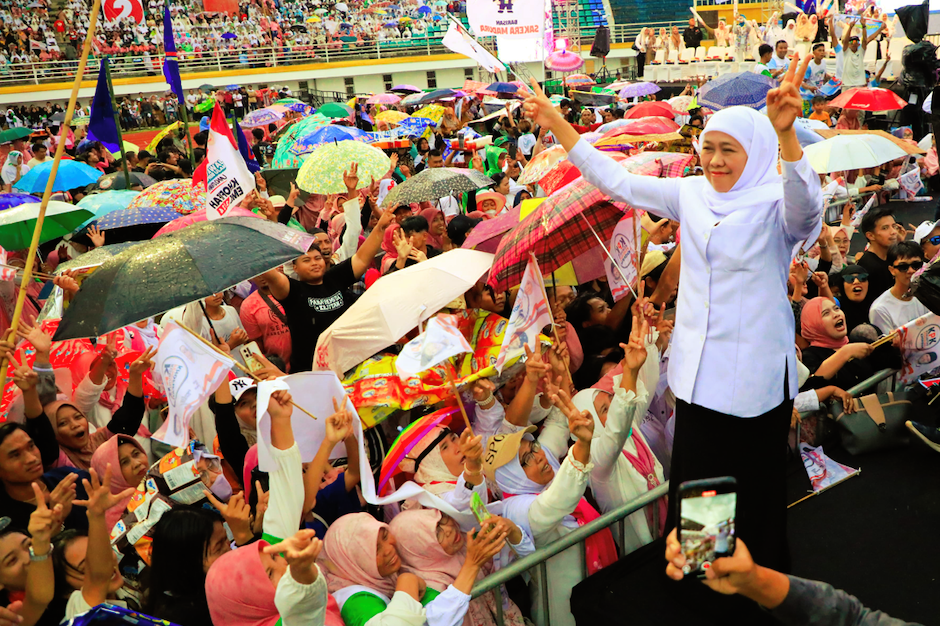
665,398,793,572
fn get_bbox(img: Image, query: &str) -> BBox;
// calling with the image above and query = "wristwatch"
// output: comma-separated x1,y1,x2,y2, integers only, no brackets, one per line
29,545,51,562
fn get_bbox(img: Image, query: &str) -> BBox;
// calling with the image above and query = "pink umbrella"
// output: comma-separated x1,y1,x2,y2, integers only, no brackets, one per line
366,93,402,105
545,49,584,72
152,207,259,237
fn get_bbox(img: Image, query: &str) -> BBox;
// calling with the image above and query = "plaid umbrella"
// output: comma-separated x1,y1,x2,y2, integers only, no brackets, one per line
623,101,679,120
518,145,567,185
618,82,661,99
488,184,630,291
698,72,777,110
241,107,284,128
380,167,493,208
621,151,696,178
537,153,629,196
600,118,680,139
297,140,390,195
126,180,206,215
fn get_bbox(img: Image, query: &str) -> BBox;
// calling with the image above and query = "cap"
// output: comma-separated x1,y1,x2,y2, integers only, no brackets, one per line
913,220,938,244
229,377,257,402
640,250,668,279
268,194,287,208
482,425,536,481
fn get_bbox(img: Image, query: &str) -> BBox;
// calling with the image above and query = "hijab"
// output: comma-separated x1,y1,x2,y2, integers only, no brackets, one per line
91,434,146,530
837,264,875,332
419,207,444,249
697,106,784,217
483,146,507,178
381,222,401,259
409,428,459,495
800,296,849,349
69,350,127,413
321,512,397,597
388,509,463,592
329,213,346,252
243,444,259,495
205,541,279,626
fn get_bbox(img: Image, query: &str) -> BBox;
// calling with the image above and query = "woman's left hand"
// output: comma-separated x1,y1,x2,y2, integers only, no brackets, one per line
466,523,508,567
263,529,323,584
129,346,156,377
766,52,813,134
73,465,135,519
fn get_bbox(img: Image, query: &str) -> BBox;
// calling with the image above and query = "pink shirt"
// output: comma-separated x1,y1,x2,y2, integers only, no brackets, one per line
239,290,292,369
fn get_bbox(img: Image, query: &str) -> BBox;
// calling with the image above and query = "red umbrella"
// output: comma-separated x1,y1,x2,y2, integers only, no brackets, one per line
153,207,260,237
538,153,629,196
600,117,680,139
623,102,679,120
828,87,908,111
461,205,522,253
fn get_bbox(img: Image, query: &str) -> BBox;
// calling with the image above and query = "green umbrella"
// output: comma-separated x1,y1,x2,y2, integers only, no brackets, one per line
0,201,94,250
296,140,390,195
195,99,215,113
270,115,331,168
52,217,315,340
276,97,304,106
0,128,34,144
380,168,494,208
317,102,354,119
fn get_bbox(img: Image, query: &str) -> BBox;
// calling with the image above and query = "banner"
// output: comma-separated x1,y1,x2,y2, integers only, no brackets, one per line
605,215,641,303
899,168,924,200
897,312,940,385
849,192,877,228
103,0,143,23
396,314,474,377
442,19,506,72
206,103,256,220
800,443,859,493
0,246,16,282
152,321,235,447
467,0,543,39
495,256,552,373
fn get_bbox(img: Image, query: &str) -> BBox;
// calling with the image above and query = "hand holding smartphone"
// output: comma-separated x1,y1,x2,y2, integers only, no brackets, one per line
677,477,737,578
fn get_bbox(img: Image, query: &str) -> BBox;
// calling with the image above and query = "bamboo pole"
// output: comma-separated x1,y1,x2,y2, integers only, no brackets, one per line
445,369,474,436
0,0,104,393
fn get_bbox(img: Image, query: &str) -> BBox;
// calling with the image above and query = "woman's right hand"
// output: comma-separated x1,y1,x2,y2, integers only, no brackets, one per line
28,482,63,548
522,78,564,132
842,342,873,360
465,522,508,567
832,388,856,414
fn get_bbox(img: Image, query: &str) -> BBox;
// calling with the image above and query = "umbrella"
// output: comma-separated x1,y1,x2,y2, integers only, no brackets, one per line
71,116,90,127
195,99,215,114
618,82,661,99
51,112,66,123
110,140,142,158
412,104,445,124
378,406,459,494
0,201,93,250
366,93,402,105
598,117,680,138
536,153,630,196
828,87,908,111
401,92,428,106
87,205,179,234
314,7,327,13
221,32,236,39
375,110,410,124
199,84,214,93
335,2,348,10
339,35,357,42
53,217,315,340
432,13,442,19
288,125,370,157
619,151,695,178
126,180,205,215
461,205,524,253
55,241,140,274
488,181,631,292
416,89,459,104
296,141,390,195
383,20,399,26
623,101,679,120
697,71,777,110
76,190,140,226
571,90,616,106
145,121,183,152
0,127,34,144
13,160,101,193
379,168,493,208
545,49,584,72
0,193,39,210
90,171,157,191
391,84,422,93
803,134,909,174
667,95,695,111
241,107,284,128
317,102,354,119
564,74,594,86
484,82,520,94
271,116,331,168
305,16,319,22
417,5,432,14
276,98,304,106
153,207,259,238
518,145,567,185
314,249,495,376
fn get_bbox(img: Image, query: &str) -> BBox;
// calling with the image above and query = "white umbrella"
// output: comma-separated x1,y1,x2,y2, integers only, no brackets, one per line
803,134,909,174
314,249,494,375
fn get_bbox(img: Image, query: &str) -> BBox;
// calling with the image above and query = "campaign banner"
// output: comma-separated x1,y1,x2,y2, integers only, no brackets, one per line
495,257,552,373
605,215,641,303
897,312,940,385
396,314,474,377
800,443,859,493
899,168,924,201
205,103,256,220
467,0,543,39
849,193,877,229
442,19,506,72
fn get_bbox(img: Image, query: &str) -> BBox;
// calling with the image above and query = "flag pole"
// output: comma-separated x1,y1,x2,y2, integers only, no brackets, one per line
102,58,133,186
0,0,104,393
445,369,475,436
577,212,639,300
179,100,195,164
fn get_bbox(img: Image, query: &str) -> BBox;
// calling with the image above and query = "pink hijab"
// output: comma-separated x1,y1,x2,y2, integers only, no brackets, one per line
243,444,259,493
321,512,397,597
419,207,444,250
925,147,938,178
69,350,127,413
800,297,850,349
388,509,464,592
205,542,278,626
329,213,347,253
91,434,146,530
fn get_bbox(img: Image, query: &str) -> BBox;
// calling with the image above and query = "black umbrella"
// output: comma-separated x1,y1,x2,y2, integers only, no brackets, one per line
417,88,460,104
261,167,303,200
53,217,314,340
90,171,157,191
380,167,493,208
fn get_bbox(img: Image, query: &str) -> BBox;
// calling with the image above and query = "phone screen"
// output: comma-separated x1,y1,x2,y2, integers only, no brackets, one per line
679,484,736,577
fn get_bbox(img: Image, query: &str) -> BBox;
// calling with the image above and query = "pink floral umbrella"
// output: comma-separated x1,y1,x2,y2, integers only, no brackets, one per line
545,49,584,72
153,207,260,237
366,93,402,105
127,180,206,215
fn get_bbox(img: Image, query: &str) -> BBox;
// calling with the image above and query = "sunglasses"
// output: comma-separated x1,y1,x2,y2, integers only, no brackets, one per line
893,261,924,272
927,235,940,246
842,272,869,283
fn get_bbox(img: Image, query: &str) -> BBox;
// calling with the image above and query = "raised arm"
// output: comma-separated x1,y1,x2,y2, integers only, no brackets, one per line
842,19,853,48
864,18,885,48
352,206,395,278
302,399,352,514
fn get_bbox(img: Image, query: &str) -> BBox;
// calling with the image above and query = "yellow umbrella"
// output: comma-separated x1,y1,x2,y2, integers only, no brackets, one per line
376,8,386,13
306,15,320,22
376,110,409,124
146,121,183,153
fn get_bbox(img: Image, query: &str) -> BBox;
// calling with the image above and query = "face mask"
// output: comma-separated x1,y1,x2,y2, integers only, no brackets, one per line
209,474,233,501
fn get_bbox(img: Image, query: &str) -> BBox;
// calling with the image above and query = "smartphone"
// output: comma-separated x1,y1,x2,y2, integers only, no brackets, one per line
238,341,265,373
677,477,737,578
469,492,492,527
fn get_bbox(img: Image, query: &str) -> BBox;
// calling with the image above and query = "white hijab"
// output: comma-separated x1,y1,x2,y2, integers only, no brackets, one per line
697,106,784,217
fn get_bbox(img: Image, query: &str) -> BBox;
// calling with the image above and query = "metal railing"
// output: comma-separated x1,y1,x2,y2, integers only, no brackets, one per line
470,482,669,626
845,368,899,396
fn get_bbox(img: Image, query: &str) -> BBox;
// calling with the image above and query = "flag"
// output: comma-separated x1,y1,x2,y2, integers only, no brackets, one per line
233,119,261,174
396,314,474,378
0,245,15,282
442,18,506,72
799,443,858,492
206,103,256,220
849,193,877,228
605,215,641,303
163,6,185,106
495,257,553,373
152,321,235,447
897,312,940,385
899,168,924,200
86,59,121,155
103,0,143,23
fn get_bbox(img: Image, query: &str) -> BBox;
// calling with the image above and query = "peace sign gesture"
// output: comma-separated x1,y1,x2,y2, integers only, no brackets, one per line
521,78,564,133
766,52,813,134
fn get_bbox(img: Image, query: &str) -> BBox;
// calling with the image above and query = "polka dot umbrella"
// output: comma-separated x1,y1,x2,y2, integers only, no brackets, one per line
126,180,206,216
0,193,39,211
297,140,391,195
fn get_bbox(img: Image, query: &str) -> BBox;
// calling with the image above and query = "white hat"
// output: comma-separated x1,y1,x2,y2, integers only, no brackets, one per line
229,377,257,402
913,220,939,245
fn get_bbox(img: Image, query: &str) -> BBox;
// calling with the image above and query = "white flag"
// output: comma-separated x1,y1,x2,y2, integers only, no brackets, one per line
395,314,474,378
152,321,235,447
495,257,553,374
206,103,255,220
442,19,506,73
849,193,877,229
897,312,940,385
606,216,641,303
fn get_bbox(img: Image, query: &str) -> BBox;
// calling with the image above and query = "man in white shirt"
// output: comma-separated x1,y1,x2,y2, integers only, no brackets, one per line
841,17,885,88
767,40,790,79
869,241,929,334
802,42,830,94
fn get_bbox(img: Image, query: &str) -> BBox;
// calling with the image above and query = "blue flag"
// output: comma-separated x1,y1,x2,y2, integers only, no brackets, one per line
86,59,120,155
163,7,185,105
233,119,261,173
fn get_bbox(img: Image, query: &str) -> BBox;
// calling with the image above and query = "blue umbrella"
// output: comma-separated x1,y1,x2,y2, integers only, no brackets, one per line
384,19,399,26
14,160,101,193
417,5,431,14
485,82,519,93
697,72,777,110
76,190,140,228
289,125,370,156
221,32,237,39
0,193,39,210
89,205,179,232
341,22,353,28
432,14,442,20
242,108,285,128
387,4,400,9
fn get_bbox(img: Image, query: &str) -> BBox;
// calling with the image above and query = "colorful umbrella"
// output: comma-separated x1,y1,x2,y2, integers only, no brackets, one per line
377,406,459,493
76,190,140,227
697,71,777,110
153,207,259,237
620,151,696,178
618,82,661,99
146,121,183,152
375,110,410,125
126,179,205,215
241,107,285,128
317,102,354,119
366,93,402,105
828,87,907,111
623,101,679,120
195,99,215,114
545,49,584,72
564,74,595,86
379,167,493,208
270,115,330,168
0,201,93,250
0,193,39,210
667,95,695,112
518,145,567,185
296,140,390,195
13,160,101,193
289,125,370,157
391,84,422,93
412,104,445,124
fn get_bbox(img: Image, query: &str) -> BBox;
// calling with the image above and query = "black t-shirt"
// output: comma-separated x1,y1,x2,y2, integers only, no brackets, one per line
683,26,703,48
857,251,893,301
0,468,90,532
278,258,358,373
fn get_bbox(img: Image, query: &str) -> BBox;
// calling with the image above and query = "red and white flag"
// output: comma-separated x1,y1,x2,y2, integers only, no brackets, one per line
0,246,16,282
495,256,553,374
205,103,255,220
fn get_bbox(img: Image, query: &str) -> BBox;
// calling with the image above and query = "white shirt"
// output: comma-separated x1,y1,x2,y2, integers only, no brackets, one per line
869,290,929,334
842,46,866,87
275,565,329,626
569,139,822,417
768,54,789,73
